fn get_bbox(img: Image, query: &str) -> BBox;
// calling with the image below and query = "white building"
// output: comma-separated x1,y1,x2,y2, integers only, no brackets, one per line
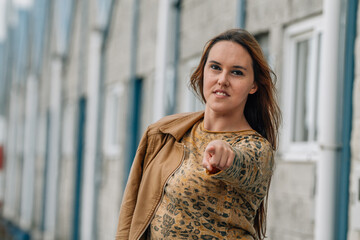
0,0,359,239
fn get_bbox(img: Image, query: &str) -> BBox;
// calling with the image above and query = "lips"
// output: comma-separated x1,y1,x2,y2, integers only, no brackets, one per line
213,89,230,96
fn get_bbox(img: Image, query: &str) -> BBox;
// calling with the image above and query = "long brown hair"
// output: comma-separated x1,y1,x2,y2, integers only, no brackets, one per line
190,29,281,239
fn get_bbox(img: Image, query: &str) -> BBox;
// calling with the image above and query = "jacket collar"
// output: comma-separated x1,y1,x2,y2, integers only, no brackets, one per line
159,111,204,141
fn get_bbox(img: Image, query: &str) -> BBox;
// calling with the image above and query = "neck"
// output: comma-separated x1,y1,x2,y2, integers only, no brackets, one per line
203,108,252,132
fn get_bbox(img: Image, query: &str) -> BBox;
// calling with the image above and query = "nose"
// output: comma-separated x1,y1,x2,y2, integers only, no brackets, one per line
217,72,229,87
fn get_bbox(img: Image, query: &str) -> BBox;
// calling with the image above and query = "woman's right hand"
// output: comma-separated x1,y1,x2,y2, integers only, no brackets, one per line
202,140,235,174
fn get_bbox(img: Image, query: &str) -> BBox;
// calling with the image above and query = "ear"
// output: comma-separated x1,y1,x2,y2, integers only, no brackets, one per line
249,82,258,94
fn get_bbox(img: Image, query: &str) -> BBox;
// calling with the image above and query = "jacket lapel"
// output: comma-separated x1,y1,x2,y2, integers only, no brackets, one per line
159,111,204,141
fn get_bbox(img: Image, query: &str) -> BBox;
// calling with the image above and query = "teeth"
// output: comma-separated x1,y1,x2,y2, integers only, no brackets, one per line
216,92,227,96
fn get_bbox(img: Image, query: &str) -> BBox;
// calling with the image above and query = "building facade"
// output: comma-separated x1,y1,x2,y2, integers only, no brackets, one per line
0,0,359,239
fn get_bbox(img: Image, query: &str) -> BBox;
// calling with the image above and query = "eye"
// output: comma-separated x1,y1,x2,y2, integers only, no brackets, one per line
210,64,221,71
232,70,244,76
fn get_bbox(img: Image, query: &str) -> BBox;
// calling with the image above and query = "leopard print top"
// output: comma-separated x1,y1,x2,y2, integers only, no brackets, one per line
147,120,274,240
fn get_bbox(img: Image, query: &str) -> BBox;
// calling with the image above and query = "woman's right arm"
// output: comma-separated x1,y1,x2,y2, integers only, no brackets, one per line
204,136,274,197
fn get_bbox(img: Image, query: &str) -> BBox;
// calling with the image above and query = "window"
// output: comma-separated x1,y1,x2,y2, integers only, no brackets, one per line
153,0,181,121
281,16,322,161
62,102,75,156
55,0,74,54
103,84,122,156
96,0,112,28
179,57,204,113
255,32,270,62
255,32,275,77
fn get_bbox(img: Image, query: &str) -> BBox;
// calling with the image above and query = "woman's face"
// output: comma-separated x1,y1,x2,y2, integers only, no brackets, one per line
203,40,257,117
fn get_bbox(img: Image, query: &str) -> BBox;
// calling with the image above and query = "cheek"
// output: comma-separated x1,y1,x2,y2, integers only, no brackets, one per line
202,81,210,99
203,70,217,86
203,74,211,92
234,84,254,99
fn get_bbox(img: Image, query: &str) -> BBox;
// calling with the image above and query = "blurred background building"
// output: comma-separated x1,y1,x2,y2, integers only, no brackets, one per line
0,0,359,239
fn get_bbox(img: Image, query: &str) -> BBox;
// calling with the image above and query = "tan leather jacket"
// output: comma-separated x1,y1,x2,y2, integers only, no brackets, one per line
116,111,204,240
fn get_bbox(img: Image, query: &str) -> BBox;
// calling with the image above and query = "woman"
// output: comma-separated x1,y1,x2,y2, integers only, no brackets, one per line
116,29,281,240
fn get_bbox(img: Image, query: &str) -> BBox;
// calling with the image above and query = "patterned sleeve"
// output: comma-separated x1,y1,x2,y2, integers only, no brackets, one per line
211,135,274,195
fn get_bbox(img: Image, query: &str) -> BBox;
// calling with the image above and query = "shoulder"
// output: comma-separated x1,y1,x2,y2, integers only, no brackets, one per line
235,132,273,153
147,111,204,138
233,133,274,169
151,112,202,127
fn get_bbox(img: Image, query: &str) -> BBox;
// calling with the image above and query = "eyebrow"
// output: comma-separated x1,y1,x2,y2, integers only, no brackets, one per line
208,60,247,71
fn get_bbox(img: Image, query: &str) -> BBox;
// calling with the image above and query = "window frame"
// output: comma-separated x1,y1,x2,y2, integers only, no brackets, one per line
55,0,74,55
280,16,323,162
103,83,123,157
153,0,181,121
96,0,113,28
179,57,204,113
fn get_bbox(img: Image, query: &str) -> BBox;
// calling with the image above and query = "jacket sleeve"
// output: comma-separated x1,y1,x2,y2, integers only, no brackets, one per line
115,127,150,240
211,136,274,197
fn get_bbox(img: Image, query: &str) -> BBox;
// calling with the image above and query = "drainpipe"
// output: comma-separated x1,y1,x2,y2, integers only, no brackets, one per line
236,0,246,29
166,0,181,116
20,74,37,230
3,24,15,221
73,1,87,239
81,31,102,240
336,0,358,238
44,54,63,240
315,0,343,239
126,0,140,177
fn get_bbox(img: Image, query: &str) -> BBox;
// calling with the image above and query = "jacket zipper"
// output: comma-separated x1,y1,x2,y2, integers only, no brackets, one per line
136,143,186,240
